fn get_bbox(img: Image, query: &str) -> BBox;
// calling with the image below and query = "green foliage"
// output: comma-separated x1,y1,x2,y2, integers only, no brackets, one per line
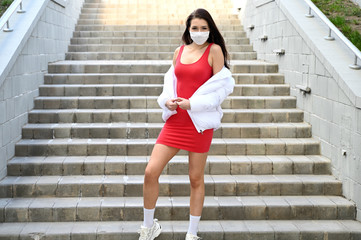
312,0,361,51
329,3,344,12
349,30,361,50
1,0,13,7
352,7,361,17
330,16,346,26
341,25,353,35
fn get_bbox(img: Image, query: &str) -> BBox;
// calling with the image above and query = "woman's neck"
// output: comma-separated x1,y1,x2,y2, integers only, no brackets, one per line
189,42,209,50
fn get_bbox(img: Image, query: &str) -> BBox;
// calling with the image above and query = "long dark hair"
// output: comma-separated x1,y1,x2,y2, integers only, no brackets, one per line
182,8,230,69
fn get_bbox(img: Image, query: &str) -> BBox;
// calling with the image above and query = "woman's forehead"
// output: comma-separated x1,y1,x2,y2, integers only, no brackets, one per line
190,18,208,26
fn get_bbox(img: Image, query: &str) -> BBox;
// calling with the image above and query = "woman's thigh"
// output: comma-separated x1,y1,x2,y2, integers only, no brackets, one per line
188,151,208,180
145,144,180,178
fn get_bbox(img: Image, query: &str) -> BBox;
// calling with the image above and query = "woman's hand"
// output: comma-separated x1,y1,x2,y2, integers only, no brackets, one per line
165,99,178,111
175,97,191,110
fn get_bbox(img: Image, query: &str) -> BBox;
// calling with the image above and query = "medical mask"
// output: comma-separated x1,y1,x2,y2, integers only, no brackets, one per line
190,31,210,45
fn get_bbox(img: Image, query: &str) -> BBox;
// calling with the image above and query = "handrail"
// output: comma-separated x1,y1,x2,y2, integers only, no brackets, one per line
304,0,361,70
0,0,25,33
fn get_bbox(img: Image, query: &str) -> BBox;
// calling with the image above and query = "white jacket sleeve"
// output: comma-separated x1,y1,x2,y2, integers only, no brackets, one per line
189,68,235,112
157,65,177,121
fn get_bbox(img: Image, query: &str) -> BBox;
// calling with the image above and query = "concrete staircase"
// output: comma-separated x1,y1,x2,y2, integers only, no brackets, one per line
1,0,361,239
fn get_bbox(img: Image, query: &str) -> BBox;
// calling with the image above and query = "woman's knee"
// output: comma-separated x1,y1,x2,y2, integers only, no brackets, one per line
144,165,160,183
189,174,204,189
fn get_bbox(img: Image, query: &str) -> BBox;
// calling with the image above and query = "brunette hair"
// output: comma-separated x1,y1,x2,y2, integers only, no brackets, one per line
182,8,230,69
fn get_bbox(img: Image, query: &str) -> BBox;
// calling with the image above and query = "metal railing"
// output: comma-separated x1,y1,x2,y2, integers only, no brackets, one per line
304,0,361,70
0,0,25,32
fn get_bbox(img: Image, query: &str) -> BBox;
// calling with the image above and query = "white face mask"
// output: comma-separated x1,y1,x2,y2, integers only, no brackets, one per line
190,31,210,45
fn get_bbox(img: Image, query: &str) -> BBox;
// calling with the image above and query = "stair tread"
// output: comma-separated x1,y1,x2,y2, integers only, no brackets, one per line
68,44,253,46
2,195,353,222
6,155,330,176
39,83,288,87
50,60,277,65
29,108,303,112
0,174,342,198
16,138,320,143
0,220,360,237
0,174,341,185
66,51,256,53
8,154,329,160
35,96,295,99
0,195,353,207
22,122,309,127
44,73,283,76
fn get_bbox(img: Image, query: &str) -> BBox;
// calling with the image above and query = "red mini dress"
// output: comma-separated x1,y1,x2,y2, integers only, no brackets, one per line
156,43,214,153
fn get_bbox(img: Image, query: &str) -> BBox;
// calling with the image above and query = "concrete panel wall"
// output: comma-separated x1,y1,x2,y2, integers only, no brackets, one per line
0,0,84,179
238,0,361,220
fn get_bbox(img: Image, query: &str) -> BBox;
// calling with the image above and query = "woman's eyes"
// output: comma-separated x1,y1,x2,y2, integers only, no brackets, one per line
191,27,208,30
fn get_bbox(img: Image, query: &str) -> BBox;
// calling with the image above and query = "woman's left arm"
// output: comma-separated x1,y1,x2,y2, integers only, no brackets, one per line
210,44,225,75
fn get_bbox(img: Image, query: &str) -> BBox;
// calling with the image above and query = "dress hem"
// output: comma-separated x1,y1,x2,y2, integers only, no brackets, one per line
155,141,210,154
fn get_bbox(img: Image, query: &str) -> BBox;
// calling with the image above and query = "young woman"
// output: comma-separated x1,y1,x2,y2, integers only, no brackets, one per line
138,8,235,240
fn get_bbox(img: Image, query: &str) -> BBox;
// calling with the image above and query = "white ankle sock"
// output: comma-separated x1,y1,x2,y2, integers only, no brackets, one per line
187,215,201,236
143,208,155,228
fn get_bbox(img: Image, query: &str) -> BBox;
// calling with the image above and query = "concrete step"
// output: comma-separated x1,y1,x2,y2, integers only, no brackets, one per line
0,174,341,198
0,196,354,222
44,73,284,85
69,37,250,45
80,6,234,12
47,60,279,74
76,19,241,25
33,96,296,110
38,84,289,97
65,51,257,60
72,30,247,38
0,220,361,240
27,108,304,123
14,138,320,157
78,14,239,21
21,122,311,140
7,155,331,176
76,19,239,26
81,0,233,6
67,44,254,52
80,7,234,13
81,2,233,7
81,3,234,10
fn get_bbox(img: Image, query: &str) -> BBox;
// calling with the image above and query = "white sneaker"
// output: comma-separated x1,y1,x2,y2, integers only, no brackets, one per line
185,233,201,240
138,219,162,240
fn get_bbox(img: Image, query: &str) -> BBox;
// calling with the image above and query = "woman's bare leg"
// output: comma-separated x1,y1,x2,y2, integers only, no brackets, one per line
188,151,208,216
143,144,179,209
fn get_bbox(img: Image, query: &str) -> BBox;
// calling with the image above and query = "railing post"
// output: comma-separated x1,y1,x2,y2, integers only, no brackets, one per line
304,0,361,70
17,1,26,13
1,0,26,32
324,28,335,41
349,55,361,70
305,7,314,18
3,20,13,32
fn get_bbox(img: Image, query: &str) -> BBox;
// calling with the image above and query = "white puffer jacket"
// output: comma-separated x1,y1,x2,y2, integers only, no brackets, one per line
157,65,235,133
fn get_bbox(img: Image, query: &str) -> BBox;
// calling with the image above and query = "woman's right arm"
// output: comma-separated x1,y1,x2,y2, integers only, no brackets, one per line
163,47,181,110
158,47,181,111
173,47,180,66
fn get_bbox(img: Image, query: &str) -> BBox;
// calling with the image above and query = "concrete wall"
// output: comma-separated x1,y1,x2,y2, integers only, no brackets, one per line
238,0,361,220
0,0,84,179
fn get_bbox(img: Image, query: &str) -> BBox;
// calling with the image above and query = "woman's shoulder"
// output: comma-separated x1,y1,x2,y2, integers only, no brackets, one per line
172,46,183,66
210,43,222,54
174,46,185,56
